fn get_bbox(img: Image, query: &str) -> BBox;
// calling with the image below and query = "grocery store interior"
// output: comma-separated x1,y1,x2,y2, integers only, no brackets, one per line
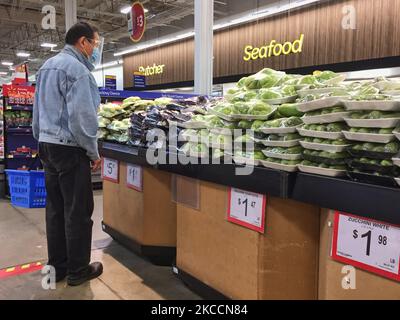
1,0,400,301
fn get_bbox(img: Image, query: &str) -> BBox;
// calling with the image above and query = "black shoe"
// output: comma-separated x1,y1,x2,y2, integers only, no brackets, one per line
67,262,103,286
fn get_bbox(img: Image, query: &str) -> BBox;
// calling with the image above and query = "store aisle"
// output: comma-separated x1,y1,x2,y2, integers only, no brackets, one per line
0,191,200,300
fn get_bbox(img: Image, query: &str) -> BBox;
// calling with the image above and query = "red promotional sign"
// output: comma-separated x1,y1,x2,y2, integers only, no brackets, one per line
2,85,35,105
129,2,146,42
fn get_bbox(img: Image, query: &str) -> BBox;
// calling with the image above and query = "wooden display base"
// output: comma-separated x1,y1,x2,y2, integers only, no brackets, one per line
102,222,176,266
173,265,229,300
176,178,320,300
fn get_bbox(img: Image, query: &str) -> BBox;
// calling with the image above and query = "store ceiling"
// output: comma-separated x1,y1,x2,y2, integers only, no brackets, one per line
0,0,288,80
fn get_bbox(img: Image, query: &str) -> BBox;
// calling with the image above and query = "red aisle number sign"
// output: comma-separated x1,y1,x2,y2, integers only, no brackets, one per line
102,158,119,183
129,2,146,42
332,212,400,282
126,164,143,191
227,188,266,233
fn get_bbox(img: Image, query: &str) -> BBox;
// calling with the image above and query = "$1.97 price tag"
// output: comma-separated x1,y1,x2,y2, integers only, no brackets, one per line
227,188,266,233
332,212,400,281
102,158,119,183
126,164,143,191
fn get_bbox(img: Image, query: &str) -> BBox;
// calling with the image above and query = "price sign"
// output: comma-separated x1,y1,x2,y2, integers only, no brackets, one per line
102,158,119,183
332,212,400,281
227,188,266,233
128,2,146,43
126,164,143,191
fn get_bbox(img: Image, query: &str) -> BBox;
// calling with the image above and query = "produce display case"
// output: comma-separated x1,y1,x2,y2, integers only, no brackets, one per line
99,90,199,265
99,72,400,299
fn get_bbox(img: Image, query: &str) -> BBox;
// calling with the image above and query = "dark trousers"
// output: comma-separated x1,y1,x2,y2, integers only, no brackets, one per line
39,142,94,275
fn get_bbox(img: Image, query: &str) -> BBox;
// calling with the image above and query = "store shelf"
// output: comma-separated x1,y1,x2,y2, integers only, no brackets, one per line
6,127,33,134
100,142,400,225
7,154,37,159
98,142,294,198
5,105,33,111
291,173,400,225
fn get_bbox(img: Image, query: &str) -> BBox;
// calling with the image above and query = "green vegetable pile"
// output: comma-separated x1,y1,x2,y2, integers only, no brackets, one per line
97,97,156,143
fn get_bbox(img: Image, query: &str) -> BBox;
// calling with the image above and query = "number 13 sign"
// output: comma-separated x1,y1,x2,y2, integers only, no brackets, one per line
332,212,400,281
227,188,266,233
129,1,146,43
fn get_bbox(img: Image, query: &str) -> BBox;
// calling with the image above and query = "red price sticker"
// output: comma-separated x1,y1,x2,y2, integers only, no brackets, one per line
102,158,119,183
129,2,146,42
332,212,400,282
227,188,266,233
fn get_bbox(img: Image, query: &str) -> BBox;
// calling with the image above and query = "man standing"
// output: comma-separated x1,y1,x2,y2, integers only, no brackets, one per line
33,22,103,286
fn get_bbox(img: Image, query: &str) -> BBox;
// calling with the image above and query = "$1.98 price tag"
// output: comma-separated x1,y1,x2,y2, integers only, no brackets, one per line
332,212,400,281
227,188,266,233
102,158,119,183
126,164,143,191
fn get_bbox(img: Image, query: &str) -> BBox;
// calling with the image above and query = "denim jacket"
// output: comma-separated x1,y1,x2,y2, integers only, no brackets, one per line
33,45,101,160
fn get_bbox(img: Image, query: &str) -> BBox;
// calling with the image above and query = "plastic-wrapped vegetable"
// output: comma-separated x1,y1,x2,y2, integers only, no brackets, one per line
226,90,258,103
98,103,125,118
98,116,111,128
97,128,108,140
278,104,304,117
246,100,274,115
244,68,285,90
259,88,282,100
107,119,131,132
154,97,173,105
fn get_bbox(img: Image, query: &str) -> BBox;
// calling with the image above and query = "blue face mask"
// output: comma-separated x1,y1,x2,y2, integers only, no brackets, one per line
90,47,101,65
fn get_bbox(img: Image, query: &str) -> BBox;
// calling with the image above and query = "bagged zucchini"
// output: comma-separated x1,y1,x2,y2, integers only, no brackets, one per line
278,104,304,117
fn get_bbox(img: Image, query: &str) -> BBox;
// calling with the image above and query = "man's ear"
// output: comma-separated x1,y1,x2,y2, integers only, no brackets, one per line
77,36,86,47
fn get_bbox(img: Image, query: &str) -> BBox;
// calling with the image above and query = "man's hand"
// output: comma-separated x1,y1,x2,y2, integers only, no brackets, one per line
91,159,102,172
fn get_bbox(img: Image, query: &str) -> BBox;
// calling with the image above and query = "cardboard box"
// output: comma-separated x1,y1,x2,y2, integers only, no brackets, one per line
176,179,320,299
103,162,176,247
318,209,400,300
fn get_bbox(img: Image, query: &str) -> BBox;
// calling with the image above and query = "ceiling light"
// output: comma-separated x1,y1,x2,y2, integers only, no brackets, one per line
41,43,58,48
94,60,124,70
120,6,131,14
115,31,195,56
1,61,13,66
115,0,321,57
17,52,31,58
121,6,148,14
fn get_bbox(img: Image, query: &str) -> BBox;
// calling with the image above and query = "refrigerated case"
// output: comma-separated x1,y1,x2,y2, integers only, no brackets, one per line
2,84,41,195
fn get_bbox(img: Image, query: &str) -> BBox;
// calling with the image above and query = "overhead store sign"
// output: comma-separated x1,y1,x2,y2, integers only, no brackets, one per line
243,34,304,61
133,72,146,88
128,1,146,43
105,75,117,90
332,212,400,282
138,64,165,77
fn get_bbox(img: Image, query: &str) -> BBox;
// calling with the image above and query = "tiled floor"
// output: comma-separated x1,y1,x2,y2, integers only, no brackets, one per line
0,191,200,300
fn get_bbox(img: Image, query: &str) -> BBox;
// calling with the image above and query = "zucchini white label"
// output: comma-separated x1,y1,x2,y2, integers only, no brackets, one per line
227,188,266,233
332,212,400,281
102,158,119,183
126,164,143,191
